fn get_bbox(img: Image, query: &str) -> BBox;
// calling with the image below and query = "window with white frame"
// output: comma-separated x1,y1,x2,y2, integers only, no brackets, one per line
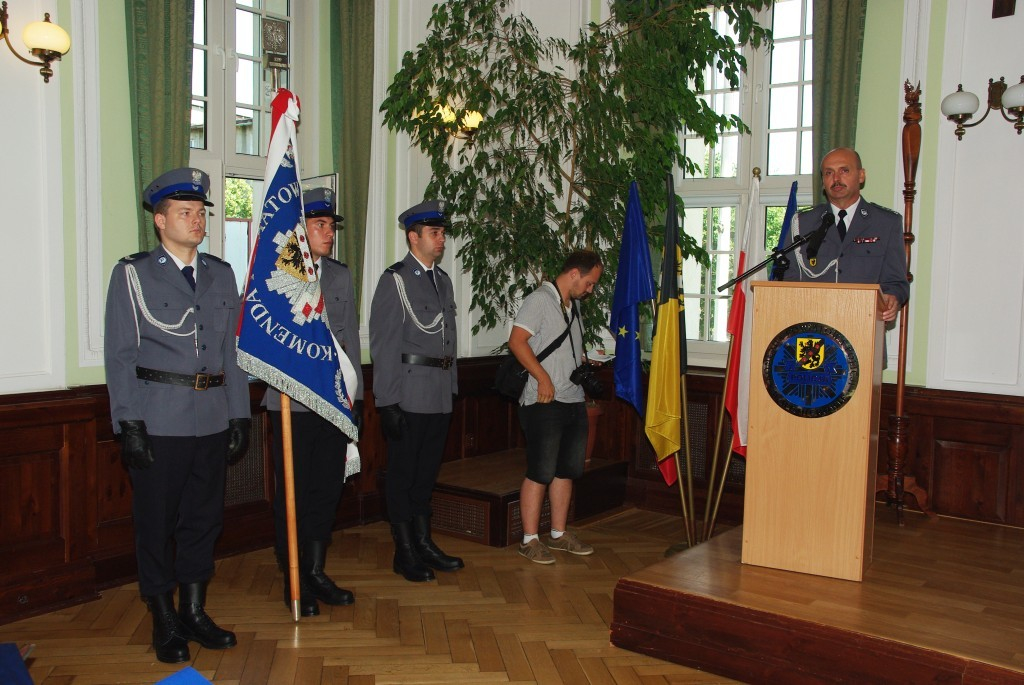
680,0,814,367
189,0,294,292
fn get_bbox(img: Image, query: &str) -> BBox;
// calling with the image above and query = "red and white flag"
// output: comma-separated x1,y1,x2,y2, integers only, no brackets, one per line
723,175,765,458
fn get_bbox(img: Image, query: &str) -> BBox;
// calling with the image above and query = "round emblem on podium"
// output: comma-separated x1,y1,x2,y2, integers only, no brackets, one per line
762,321,859,418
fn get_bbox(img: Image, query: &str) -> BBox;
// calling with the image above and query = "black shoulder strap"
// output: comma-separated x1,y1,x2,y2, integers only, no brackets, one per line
535,303,577,364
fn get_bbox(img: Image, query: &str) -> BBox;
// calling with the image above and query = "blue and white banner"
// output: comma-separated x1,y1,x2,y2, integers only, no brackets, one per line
236,89,359,472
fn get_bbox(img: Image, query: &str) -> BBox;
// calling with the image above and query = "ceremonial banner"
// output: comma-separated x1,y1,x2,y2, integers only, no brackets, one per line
236,89,359,471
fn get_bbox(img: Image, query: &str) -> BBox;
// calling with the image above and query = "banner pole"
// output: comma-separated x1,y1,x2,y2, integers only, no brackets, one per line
281,394,300,622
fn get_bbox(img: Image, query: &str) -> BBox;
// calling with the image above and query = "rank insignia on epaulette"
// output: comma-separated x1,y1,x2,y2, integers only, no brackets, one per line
809,258,817,267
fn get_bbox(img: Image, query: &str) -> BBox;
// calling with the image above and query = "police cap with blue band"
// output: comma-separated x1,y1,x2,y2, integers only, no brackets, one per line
143,167,215,211
303,187,344,223
398,199,450,230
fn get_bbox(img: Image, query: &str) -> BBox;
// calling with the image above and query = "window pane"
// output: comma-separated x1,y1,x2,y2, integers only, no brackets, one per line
683,139,710,179
266,0,289,15
193,0,205,43
803,41,813,80
769,85,798,128
801,131,814,174
709,296,730,342
237,0,255,7
192,47,206,96
236,108,259,155
717,90,740,119
771,41,800,84
236,57,258,106
684,296,703,341
190,100,206,150
718,135,739,178
236,8,256,57
805,1,814,33
711,207,735,251
768,131,797,175
772,0,802,39
802,84,813,126
682,207,707,253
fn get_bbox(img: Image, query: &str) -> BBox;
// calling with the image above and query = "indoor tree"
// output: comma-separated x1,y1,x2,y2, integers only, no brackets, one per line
380,0,771,342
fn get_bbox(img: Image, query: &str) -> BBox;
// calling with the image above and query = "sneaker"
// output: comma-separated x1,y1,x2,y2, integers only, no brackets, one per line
518,538,555,565
546,531,594,556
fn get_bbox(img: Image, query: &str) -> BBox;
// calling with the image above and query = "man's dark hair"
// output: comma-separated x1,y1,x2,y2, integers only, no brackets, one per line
560,249,602,276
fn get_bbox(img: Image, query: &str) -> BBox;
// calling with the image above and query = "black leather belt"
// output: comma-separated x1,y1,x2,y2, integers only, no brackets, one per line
401,354,455,370
136,366,226,390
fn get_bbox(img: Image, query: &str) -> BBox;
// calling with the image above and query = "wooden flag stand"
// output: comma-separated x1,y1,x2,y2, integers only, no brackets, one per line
741,281,885,582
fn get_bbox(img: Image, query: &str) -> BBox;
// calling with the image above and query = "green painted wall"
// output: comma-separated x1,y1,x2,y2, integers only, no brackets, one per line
857,0,946,387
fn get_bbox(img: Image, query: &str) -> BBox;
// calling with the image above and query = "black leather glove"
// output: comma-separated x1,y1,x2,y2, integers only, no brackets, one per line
377,404,407,441
351,400,364,434
118,420,154,470
226,418,252,465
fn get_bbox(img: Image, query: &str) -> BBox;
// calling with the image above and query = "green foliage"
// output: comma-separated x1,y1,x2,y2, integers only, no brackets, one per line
224,178,253,220
380,0,771,343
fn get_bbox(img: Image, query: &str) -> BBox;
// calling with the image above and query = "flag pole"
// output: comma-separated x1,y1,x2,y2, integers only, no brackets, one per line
280,394,300,622
702,335,735,541
669,448,693,551
680,379,696,544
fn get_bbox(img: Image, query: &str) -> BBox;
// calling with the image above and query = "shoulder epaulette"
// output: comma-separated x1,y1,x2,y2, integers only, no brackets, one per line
435,265,449,277
201,252,228,265
325,256,347,268
119,251,150,264
386,261,406,273
867,201,900,217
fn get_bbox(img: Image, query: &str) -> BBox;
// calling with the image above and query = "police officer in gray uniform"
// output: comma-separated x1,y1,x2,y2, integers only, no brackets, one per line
263,187,363,616
782,147,909,321
369,199,464,582
104,167,251,664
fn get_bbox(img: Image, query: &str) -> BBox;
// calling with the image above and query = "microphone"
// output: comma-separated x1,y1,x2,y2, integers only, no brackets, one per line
805,212,835,261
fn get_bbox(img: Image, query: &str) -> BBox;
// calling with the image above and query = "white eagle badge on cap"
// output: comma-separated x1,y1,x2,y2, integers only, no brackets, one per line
192,169,202,186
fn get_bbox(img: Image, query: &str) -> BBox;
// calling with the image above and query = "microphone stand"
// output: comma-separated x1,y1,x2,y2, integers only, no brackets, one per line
717,227,822,293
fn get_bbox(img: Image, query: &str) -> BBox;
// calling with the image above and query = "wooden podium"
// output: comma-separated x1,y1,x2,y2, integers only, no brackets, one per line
741,281,885,581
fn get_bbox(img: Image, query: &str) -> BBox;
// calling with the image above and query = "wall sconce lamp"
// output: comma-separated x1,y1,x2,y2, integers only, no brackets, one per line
434,103,483,143
940,76,1024,140
0,1,71,84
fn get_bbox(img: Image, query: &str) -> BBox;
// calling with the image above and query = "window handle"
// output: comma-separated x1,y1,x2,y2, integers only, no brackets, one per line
214,45,226,71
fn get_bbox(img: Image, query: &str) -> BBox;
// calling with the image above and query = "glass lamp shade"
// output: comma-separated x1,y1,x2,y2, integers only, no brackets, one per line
461,110,483,130
1002,80,1024,110
940,87,980,117
434,104,457,124
23,19,71,55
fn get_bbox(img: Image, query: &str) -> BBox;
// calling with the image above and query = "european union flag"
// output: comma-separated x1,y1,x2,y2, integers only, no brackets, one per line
611,181,656,415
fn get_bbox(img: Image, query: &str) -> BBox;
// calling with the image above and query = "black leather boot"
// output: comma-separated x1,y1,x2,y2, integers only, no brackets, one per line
178,582,237,649
276,549,318,617
145,592,190,664
303,541,354,605
412,513,464,572
391,521,434,582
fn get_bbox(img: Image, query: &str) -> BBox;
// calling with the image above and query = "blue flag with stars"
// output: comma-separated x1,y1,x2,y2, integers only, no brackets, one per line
611,181,656,415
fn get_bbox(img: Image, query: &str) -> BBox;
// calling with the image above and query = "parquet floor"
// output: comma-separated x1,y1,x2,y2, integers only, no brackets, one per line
0,508,741,685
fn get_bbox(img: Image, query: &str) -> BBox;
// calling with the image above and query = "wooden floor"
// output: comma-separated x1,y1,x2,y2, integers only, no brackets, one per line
0,508,742,685
611,508,1024,684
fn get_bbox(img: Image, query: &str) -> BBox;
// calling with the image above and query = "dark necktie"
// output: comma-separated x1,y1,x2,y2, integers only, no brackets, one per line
837,209,848,242
426,269,436,290
182,265,196,291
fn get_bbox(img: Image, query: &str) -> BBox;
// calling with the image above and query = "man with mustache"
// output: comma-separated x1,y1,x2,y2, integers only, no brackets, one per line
783,147,909,321
104,167,251,663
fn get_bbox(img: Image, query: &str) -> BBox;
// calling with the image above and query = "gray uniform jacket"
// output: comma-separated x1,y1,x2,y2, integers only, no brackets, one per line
784,199,910,306
104,245,251,437
263,257,364,411
369,252,458,413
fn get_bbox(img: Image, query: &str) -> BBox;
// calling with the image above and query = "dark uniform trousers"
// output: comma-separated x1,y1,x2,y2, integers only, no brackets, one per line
386,411,452,523
269,411,350,548
131,431,229,596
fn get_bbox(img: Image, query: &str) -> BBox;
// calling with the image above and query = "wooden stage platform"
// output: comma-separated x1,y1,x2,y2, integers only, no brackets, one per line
611,508,1024,684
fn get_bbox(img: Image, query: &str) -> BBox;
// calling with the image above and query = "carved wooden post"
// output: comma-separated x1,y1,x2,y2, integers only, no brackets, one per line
885,81,932,524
